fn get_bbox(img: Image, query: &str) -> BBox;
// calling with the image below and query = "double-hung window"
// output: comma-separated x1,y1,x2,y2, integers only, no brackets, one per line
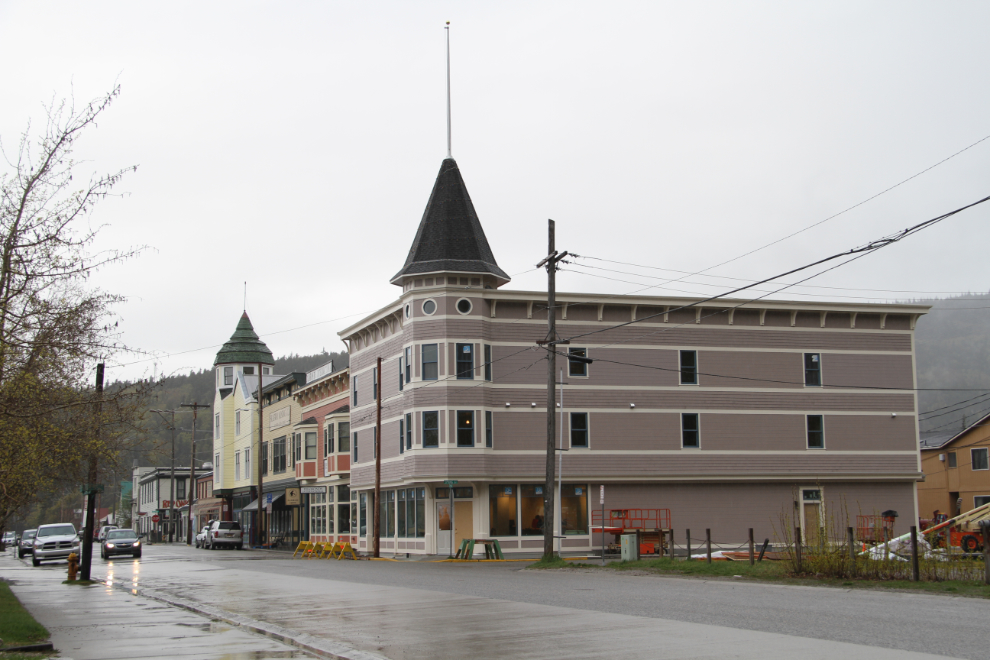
244,449,250,480
261,442,268,476
807,415,824,449
405,413,412,451
456,343,474,379
973,448,989,471
486,411,493,448
681,413,700,448
399,418,405,454
457,411,475,447
338,423,350,453
948,452,957,468
484,345,492,381
405,347,412,383
235,452,241,481
372,368,378,400
273,436,286,473
570,412,589,447
215,414,220,439
679,350,698,385
568,348,588,377
235,410,241,435
224,366,233,386
352,375,359,405
804,353,821,386
398,357,404,391
305,432,317,460
352,432,358,462
325,423,334,455
422,344,439,380
423,411,439,447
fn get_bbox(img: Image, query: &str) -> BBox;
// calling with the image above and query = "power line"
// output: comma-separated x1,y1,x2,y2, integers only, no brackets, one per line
661,131,990,286
561,194,990,344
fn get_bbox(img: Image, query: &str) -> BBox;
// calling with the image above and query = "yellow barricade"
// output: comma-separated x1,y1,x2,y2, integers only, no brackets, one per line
320,542,340,559
292,541,313,558
336,542,359,560
306,542,325,559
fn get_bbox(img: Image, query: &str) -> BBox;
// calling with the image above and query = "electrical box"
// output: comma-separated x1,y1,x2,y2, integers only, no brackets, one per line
620,533,640,562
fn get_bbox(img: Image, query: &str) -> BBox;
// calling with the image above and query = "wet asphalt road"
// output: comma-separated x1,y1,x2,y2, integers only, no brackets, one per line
4,544,988,659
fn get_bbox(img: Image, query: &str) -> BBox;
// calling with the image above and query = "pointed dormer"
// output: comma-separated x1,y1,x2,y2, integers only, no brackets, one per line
391,158,510,290
213,312,275,391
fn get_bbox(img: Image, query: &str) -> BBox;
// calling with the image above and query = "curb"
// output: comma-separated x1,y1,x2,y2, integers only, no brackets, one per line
105,578,387,660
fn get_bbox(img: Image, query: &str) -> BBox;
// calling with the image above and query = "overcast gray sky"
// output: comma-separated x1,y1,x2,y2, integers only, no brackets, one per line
2,1,988,383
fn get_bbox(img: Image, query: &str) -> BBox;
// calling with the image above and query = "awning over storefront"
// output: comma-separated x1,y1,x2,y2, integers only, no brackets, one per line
242,499,260,512
241,491,284,512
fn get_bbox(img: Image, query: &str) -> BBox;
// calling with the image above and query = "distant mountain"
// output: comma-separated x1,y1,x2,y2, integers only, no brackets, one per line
914,294,990,435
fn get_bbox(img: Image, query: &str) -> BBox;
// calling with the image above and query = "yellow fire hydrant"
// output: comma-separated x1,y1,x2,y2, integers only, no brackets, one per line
67,552,79,581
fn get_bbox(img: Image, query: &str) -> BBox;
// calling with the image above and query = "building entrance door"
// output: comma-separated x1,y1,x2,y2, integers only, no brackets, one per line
454,501,473,551
801,488,823,548
437,501,451,555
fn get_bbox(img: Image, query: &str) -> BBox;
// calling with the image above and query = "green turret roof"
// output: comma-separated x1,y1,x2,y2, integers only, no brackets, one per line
214,312,274,366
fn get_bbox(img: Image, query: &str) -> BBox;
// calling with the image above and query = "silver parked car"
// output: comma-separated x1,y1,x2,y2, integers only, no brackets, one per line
32,523,80,566
18,529,37,558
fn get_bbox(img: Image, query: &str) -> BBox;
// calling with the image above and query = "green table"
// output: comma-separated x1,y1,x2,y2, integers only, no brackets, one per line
455,538,505,559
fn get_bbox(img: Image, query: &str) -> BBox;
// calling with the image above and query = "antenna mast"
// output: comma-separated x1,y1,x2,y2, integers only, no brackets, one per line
445,21,452,159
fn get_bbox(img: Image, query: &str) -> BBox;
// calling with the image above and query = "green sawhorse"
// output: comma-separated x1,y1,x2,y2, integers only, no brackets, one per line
455,538,505,559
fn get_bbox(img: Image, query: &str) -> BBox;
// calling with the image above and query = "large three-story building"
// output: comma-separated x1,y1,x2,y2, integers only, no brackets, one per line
339,157,929,556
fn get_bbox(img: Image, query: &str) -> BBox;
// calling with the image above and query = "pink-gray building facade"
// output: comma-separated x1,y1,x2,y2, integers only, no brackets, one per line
340,158,929,555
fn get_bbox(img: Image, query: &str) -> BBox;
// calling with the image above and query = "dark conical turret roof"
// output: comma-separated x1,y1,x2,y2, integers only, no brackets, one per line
391,158,510,286
214,312,275,366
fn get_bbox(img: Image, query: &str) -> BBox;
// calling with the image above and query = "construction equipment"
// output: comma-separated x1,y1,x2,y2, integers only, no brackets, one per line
921,501,990,553
591,509,671,556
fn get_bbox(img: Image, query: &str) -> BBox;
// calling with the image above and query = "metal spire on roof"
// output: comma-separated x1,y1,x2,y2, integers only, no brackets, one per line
446,21,452,160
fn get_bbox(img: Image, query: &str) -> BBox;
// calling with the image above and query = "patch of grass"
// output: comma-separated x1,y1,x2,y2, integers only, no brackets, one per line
0,580,49,648
527,554,572,569
561,557,990,598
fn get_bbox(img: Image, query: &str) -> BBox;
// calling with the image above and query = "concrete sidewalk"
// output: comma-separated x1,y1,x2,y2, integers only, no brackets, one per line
0,554,316,659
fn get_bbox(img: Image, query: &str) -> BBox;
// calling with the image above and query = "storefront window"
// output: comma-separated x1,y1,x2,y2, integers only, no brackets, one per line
489,485,518,537
359,493,367,536
398,490,407,537
310,489,326,535
416,488,426,538
561,484,588,534
520,484,545,536
387,490,395,537
338,485,350,534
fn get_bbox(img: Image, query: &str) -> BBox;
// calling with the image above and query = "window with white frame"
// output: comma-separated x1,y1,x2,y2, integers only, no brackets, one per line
423,411,439,447
568,348,589,377
235,410,241,436
405,347,412,383
224,366,233,385
352,375,358,406
244,448,250,480
807,415,824,449
679,350,698,385
338,422,350,453
352,431,358,462
682,413,700,448
273,436,286,473
804,353,821,386
972,447,989,471
372,367,378,399
310,489,327,535
422,344,439,380
399,417,405,455
215,453,220,482
484,345,492,381
457,411,474,447
215,413,220,439
325,423,334,455
398,357,404,391
456,343,474,379
305,432,317,460
235,451,241,481
405,413,412,450
570,412,589,447
486,411,493,448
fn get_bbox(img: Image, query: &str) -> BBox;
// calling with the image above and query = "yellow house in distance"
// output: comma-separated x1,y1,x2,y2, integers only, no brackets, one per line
919,413,990,522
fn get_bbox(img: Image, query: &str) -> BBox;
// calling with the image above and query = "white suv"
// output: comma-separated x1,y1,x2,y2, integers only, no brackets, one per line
206,521,243,550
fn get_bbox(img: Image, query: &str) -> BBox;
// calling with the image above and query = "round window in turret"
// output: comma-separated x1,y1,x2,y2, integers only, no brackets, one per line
422,299,437,315
456,298,472,315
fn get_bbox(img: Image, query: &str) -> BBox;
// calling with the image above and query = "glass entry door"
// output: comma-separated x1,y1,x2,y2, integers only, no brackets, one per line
437,501,451,555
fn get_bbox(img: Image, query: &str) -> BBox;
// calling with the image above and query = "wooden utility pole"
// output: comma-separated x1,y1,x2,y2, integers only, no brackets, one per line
181,402,209,545
80,363,104,582
257,363,265,547
373,357,382,558
536,220,568,559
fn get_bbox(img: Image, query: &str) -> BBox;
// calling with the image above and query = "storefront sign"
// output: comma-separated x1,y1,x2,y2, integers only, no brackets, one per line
300,486,324,494
285,488,301,505
600,485,605,504
162,500,188,508
269,407,290,430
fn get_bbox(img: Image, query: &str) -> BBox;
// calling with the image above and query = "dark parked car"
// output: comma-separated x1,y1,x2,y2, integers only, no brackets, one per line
18,529,37,558
206,520,243,550
100,528,142,560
